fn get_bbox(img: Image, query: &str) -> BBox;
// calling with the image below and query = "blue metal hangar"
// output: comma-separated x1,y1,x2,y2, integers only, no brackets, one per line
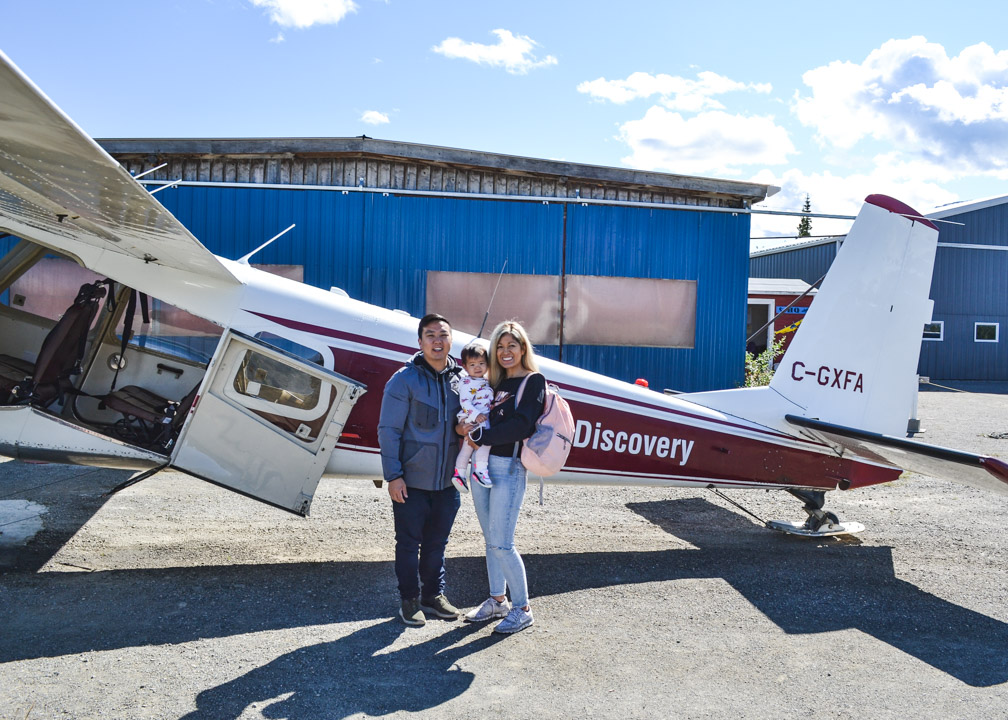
101,137,777,392
750,194,1008,381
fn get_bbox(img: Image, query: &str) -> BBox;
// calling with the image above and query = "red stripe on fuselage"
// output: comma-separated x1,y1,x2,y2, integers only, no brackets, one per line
249,310,901,490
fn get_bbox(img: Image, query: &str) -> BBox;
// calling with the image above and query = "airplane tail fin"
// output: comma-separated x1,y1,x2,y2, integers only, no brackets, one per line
767,195,938,436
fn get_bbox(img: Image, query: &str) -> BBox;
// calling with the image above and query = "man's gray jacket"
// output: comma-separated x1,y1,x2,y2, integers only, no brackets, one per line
377,352,463,490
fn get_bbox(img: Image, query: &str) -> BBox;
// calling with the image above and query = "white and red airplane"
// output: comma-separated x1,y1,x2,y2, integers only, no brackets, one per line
1,51,1005,538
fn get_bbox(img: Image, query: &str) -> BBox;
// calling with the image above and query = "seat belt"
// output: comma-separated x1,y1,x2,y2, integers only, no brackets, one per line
110,288,150,391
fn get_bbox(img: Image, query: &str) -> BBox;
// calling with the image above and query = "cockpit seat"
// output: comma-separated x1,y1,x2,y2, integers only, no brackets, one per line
0,355,36,396
3,280,107,407
102,382,199,451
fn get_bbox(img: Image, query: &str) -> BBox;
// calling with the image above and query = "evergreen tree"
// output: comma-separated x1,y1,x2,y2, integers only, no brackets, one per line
797,194,812,238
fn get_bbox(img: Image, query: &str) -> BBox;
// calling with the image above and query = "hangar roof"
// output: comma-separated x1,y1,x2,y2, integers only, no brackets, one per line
99,136,779,210
928,193,1008,219
748,278,818,295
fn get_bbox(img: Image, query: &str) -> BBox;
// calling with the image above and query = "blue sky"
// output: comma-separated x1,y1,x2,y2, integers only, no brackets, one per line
3,0,1008,246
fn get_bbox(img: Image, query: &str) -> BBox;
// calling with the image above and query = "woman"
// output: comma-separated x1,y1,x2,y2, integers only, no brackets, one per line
462,320,545,634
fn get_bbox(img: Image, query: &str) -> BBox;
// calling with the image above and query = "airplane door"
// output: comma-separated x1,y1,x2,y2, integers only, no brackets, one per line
171,330,365,515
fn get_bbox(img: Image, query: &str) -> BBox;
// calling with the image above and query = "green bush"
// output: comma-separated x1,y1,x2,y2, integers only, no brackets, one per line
744,338,785,387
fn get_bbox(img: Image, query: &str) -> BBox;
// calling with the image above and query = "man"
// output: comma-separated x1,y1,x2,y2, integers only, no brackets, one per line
377,313,466,626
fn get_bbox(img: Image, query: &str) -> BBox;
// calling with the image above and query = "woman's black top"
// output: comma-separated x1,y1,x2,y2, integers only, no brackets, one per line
471,372,546,458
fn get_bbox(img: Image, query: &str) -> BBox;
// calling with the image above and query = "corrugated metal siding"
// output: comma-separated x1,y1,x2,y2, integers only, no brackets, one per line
935,203,1008,247
749,242,839,284
917,204,1008,380
361,193,563,318
159,186,366,297
47,184,751,390
562,204,749,391
918,245,1008,380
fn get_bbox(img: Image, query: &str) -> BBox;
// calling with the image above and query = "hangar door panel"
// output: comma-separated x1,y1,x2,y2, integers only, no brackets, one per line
171,331,365,515
426,270,561,345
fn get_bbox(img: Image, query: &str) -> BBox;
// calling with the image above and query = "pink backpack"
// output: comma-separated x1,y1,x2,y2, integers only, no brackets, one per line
515,374,576,477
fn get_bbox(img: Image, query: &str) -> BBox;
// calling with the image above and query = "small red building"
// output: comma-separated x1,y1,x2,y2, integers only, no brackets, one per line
746,278,817,361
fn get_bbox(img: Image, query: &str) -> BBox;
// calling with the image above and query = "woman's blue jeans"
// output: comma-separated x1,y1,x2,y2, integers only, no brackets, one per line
472,454,529,608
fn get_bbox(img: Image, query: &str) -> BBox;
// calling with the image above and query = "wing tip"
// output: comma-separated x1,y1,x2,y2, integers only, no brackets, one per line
981,456,1008,488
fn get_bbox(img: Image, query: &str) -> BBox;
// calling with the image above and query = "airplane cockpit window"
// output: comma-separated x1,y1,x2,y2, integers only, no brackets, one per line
253,332,325,366
114,296,223,365
1,257,104,327
233,350,322,412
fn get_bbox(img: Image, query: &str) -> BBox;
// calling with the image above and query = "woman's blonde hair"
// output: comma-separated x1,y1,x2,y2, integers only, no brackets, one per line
487,320,539,387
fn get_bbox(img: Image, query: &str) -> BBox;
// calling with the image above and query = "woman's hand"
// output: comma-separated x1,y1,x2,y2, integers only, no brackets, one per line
456,421,476,436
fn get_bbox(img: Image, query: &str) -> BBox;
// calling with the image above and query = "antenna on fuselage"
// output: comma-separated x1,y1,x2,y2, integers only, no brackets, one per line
477,259,508,338
237,223,296,265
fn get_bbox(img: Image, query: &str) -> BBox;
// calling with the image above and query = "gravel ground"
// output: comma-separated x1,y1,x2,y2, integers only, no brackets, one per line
1,382,1007,719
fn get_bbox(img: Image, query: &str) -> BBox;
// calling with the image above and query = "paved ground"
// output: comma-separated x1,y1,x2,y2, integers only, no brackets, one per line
1,381,1006,719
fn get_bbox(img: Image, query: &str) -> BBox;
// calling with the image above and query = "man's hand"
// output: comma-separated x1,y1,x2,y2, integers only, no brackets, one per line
388,477,408,503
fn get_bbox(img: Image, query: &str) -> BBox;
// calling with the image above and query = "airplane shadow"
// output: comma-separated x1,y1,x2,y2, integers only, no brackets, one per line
621,498,1008,688
0,461,134,571
0,497,1005,698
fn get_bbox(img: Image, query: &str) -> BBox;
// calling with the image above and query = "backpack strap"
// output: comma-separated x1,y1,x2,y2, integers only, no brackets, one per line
514,373,533,405
512,372,547,505
510,373,535,464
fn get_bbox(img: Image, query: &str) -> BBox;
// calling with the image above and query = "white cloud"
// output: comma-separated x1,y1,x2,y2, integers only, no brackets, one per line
360,110,390,125
579,70,771,112
618,107,795,176
251,0,357,29
793,37,1008,175
748,165,958,245
432,29,557,74
269,32,285,43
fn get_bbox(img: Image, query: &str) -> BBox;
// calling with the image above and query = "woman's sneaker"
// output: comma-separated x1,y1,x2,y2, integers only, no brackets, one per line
463,597,510,623
472,468,492,488
451,469,469,493
493,606,533,634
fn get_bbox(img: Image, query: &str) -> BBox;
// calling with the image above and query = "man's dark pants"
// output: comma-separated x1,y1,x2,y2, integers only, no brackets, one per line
392,486,461,601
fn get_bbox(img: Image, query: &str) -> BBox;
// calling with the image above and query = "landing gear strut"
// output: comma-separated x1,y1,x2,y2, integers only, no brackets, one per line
766,489,865,537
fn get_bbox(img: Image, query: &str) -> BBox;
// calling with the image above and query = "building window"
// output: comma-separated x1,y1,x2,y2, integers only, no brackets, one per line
425,271,696,348
923,321,944,341
975,322,999,343
426,271,560,346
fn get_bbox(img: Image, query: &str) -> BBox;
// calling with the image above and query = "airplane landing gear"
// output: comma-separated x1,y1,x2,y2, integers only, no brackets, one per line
766,489,865,537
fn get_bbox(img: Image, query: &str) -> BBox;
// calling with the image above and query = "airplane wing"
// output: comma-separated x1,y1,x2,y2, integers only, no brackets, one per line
785,414,1008,495
0,50,239,285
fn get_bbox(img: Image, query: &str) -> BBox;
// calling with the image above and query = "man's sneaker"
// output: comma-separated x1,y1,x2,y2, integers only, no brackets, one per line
472,468,492,488
463,596,511,623
493,606,533,634
419,593,460,620
451,469,470,493
399,597,425,627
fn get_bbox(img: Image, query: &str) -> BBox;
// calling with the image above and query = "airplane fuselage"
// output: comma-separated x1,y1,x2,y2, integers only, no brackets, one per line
220,261,902,492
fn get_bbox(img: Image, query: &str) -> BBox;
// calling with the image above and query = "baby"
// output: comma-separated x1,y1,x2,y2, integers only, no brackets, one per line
452,342,493,493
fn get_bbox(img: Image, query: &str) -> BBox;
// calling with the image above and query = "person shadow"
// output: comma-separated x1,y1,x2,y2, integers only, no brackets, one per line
179,618,501,719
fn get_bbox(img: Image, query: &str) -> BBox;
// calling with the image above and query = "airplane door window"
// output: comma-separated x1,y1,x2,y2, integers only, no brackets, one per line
233,349,322,411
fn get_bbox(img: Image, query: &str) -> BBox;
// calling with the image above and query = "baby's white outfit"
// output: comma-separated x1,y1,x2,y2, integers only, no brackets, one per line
456,371,493,485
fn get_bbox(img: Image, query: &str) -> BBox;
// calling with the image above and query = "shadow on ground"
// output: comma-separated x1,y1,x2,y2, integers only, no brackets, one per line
0,461,133,571
180,620,502,719
2,497,1005,704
